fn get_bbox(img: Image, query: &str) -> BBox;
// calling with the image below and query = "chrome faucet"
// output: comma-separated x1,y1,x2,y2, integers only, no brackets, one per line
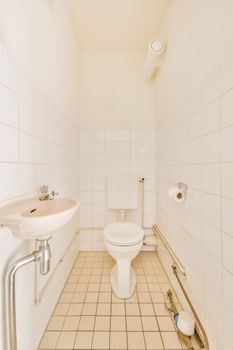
39,185,58,201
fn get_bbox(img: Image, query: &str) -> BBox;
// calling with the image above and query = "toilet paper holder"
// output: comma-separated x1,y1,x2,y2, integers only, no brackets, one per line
177,182,187,201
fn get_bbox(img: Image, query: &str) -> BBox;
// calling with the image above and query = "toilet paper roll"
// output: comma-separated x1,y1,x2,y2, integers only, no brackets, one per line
168,187,184,203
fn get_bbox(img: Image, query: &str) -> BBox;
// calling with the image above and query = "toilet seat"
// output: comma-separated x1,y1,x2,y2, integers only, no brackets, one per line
103,221,144,246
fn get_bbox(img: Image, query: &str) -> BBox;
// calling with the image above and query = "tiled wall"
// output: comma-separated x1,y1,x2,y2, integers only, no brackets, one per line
79,129,156,249
0,51,80,350
156,54,233,350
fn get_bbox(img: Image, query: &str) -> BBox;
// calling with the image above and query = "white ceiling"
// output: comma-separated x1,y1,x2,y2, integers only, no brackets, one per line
68,0,170,49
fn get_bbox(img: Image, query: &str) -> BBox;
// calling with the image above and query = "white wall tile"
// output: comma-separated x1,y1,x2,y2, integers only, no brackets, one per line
203,131,221,163
0,84,19,128
221,89,233,128
0,123,19,162
79,129,156,230
222,198,233,236
202,100,221,135
203,222,221,262
222,57,233,93
188,138,203,164
19,131,35,162
203,193,221,228
222,126,233,162
203,164,221,195
223,232,233,274
203,66,221,105
222,164,233,199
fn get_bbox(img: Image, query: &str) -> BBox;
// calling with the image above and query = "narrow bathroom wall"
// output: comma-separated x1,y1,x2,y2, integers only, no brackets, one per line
78,50,157,249
154,1,233,349
0,1,80,350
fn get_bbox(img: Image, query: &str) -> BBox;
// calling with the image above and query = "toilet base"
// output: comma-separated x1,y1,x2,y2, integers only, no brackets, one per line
111,264,136,299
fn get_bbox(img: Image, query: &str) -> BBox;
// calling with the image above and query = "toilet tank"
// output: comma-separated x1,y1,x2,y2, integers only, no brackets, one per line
107,176,139,210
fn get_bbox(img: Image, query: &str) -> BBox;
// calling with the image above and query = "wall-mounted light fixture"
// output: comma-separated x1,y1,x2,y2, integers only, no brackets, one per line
142,39,165,81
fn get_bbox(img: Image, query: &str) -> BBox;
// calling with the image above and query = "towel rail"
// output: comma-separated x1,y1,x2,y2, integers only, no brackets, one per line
152,225,186,278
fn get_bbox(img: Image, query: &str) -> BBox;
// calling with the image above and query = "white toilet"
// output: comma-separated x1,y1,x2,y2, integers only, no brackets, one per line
103,176,144,298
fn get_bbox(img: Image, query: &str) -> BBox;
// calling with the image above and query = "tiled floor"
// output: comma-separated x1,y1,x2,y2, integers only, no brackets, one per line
38,252,184,350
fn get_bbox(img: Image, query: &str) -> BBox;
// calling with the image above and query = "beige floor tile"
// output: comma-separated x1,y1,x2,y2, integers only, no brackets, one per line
85,292,99,303
92,268,102,275
92,331,110,349
64,283,76,292
125,292,138,303
111,316,126,331
74,331,93,349
125,303,140,316
99,283,112,292
136,275,146,283
47,316,65,331
138,292,151,303
39,331,60,349
79,316,95,330
153,303,170,316
161,332,182,349
53,304,69,316
78,275,90,283
88,283,100,292
157,317,175,331
98,292,111,303
126,316,142,331
59,292,73,303
140,303,155,316
148,283,161,292
62,316,80,330
157,275,169,283
39,252,182,350
101,275,110,283
144,332,164,350
75,283,88,292
67,275,79,283
94,316,110,331
127,331,145,349
81,268,92,275
112,303,125,315
97,303,111,315
136,283,149,292
150,292,165,303
90,275,102,283
141,316,158,331
82,303,97,315
112,293,125,303
72,292,86,303
144,269,154,275
56,331,76,349
110,332,127,349
67,303,83,316
146,275,158,283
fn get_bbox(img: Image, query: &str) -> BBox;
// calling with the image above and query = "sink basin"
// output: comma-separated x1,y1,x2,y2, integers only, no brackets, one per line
0,197,80,240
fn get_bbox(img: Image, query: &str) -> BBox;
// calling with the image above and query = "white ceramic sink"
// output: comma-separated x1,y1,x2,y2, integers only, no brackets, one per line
0,197,80,240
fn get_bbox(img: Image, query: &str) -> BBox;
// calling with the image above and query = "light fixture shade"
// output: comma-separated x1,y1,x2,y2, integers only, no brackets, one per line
142,39,165,81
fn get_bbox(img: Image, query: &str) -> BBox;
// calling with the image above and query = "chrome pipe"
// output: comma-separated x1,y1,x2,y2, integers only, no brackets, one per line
152,225,186,278
6,253,36,350
5,239,52,350
139,177,145,229
37,239,51,275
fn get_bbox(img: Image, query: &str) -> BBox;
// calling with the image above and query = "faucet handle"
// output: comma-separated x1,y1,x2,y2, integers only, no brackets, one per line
40,185,48,194
51,190,58,197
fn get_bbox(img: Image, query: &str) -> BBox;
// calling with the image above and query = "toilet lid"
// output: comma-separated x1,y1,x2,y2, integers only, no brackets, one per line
103,222,144,246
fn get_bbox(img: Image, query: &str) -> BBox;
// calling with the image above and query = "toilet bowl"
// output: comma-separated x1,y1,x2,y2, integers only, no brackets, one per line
103,221,144,298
